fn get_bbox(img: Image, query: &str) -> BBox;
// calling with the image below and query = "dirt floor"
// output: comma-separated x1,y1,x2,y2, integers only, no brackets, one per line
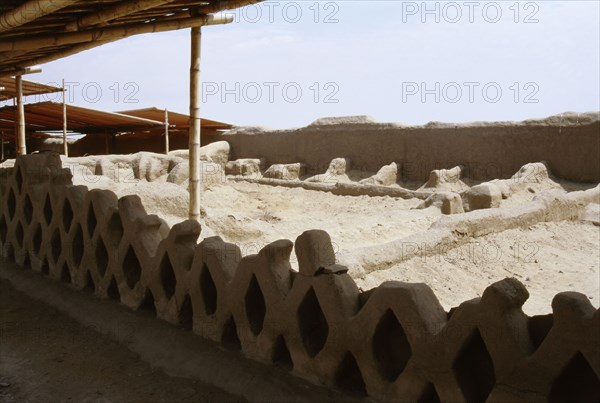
74,168,600,316
82,178,441,255
0,279,244,403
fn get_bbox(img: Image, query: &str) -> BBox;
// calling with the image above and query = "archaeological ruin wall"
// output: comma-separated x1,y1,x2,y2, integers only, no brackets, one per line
0,153,599,402
221,113,600,183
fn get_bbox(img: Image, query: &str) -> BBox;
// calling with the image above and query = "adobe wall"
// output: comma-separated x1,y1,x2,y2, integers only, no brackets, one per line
0,153,598,402
220,113,600,182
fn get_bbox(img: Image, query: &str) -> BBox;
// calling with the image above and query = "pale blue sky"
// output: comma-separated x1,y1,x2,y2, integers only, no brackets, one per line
11,1,600,128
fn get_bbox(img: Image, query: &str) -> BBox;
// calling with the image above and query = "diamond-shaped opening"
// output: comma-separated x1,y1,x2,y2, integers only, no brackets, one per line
372,309,412,382
95,237,109,277
107,276,120,300
245,274,266,336
272,335,293,370
417,383,440,403
334,352,367,397
221,315,241,351
452,328,496,403
60,263,71,283
549,351,600,403
107,212,123,247
23,194,33,224
43,194,53,225
123,245,142,289
7,189,16,220
32,223,42,253
50,228,61,263
179,294,193,330
72,225,84,267
200,264,217,315
86,204,97,238
0,215,6,244
528,314,553,351
62,201,73,232
159,254,176,300
15,221,24,248
297,287,328,358
15,167,23,192
138,290,157,317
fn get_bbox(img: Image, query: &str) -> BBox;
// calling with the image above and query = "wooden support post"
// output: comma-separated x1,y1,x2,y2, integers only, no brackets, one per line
189,26,202,221
15,75,26,156
1,131,4,161
62,78,68,157
164,108,170,154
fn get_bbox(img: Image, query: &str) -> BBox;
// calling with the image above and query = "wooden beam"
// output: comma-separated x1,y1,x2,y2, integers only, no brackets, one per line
64,0,177,32
196,0,264,14
0,41,112,77
0,14,234,52
164,108,169,154
189,26,202,221
62,78,68,157
0,0,79,33
15,75,26,156
162,0,262,21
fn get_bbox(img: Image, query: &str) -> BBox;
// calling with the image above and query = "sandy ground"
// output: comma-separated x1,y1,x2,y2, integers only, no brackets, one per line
357,220,600,315
73,172,600,315
0,279,244,403
80,178,441,257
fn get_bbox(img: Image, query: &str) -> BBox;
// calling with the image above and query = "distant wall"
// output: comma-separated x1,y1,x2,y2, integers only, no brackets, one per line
220,114,600,182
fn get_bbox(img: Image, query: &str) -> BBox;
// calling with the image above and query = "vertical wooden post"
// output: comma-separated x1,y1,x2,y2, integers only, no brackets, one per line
1,131,4,161
15,75,26,156
62,78,68,157
189,26,202,221
164,108,169,154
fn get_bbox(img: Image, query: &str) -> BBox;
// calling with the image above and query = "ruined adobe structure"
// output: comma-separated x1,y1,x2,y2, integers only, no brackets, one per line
1,146,599,401
223,113,600,183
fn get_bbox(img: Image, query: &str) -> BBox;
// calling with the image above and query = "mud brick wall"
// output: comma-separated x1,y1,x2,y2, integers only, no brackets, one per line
1,153,599,402
221,114,600,183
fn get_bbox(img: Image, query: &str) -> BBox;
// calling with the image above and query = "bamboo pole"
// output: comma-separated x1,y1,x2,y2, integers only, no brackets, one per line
0,14,233,52
0,42,111,77
62,78,68,157
15,75,26,156
0,66,41,78
65,0,176,31
0,0,79,33
1,131,4,161
189,26,202,221
164,108,169,154
163,0,262,20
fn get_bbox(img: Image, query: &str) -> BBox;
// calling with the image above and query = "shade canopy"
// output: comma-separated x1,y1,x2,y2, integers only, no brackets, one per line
0,101,163,136
119,107,232,131
0,76,62,101
0,0,259,76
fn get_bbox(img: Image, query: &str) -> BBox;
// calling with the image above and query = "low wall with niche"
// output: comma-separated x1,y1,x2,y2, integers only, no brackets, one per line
0,153,598,402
